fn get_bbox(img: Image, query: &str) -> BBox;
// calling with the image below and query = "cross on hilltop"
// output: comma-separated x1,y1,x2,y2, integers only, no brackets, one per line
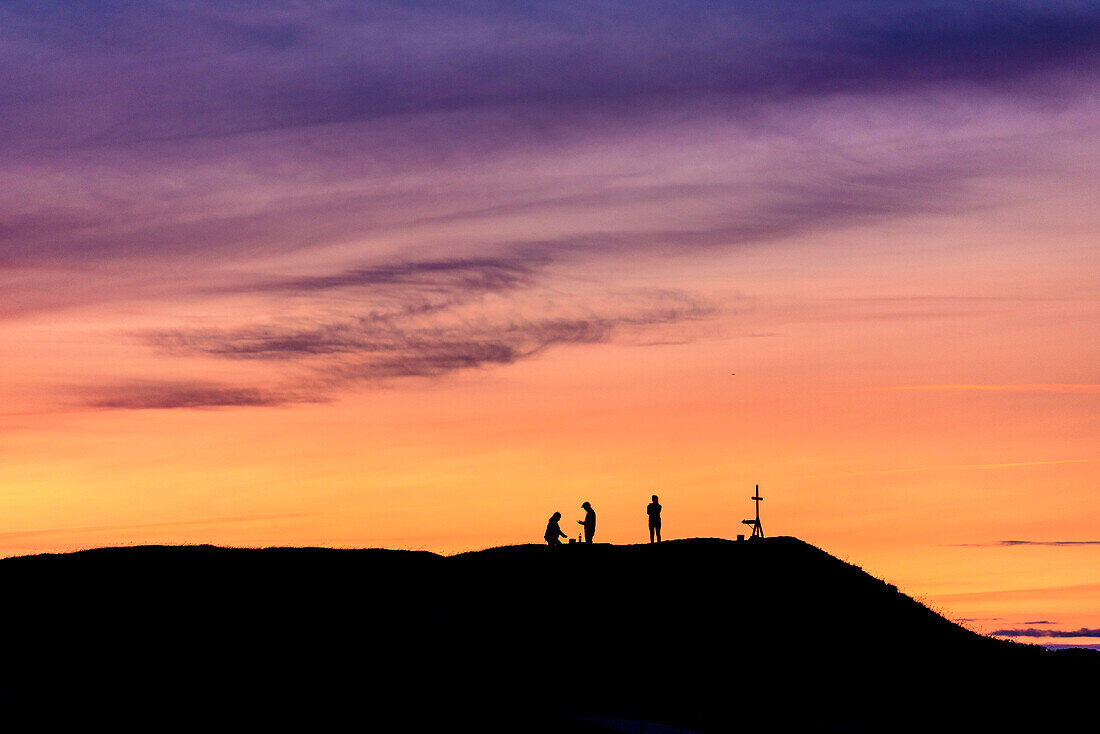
742,485,764,539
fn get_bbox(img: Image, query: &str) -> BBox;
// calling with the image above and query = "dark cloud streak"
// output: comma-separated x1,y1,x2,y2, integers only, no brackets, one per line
994,628,1100,638
247,256,544,295
86,383,324,410
953,540,1100,547
142,303,707,370
92,288,713,409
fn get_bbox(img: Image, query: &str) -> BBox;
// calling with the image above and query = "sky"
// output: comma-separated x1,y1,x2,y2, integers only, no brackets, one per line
1,1,1097,645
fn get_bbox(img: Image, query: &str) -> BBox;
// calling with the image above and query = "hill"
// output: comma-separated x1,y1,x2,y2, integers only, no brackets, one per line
1,537,1093,731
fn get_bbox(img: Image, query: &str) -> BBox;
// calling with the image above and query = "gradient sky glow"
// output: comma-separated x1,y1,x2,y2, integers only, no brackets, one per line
1,1,1098,643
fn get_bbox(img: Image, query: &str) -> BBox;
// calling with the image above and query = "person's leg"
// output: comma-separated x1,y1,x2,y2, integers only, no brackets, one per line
649,523,655,543
655,523,661,543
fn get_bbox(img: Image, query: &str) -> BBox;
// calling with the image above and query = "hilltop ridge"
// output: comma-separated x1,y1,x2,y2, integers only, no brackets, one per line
1,537,1092,732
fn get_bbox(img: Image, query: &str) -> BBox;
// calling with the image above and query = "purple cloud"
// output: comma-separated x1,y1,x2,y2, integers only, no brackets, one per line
245,256,543,295
83,286,711,408
993,628,1100,638
3,2,1095,156
5,2,1097,409
85,382,323,410
1,1,1095,267
953,540,1100,547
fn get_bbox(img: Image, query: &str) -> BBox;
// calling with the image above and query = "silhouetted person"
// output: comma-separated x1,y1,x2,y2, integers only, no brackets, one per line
647,495,662,543
577,501,596,543
544,512,567,546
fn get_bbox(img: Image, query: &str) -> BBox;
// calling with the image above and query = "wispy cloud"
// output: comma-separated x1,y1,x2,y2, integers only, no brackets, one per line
954,617,1004,623
993,628,1100,638
234,256,544,297
85,282,714,409
950,540,1100,548
0,512,322,544
933,583,1100,603
84,382,325,410
803,458,1098,480
146,305,711,364
892,384,1100,393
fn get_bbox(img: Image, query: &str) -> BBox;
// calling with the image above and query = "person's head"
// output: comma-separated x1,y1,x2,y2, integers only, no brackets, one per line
582,501,591,510
652,494,659,503
551,512,561,521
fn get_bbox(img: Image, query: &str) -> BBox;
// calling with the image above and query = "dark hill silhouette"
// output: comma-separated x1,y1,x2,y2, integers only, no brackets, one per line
1,538,1093,732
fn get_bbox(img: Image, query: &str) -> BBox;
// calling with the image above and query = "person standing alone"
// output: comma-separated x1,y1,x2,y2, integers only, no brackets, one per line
647,495,662,543
577,501,596,543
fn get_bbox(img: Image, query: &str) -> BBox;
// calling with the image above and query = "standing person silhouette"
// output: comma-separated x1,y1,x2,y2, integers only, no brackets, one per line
577,501,596,543
647,495,662,543
544,512,567,546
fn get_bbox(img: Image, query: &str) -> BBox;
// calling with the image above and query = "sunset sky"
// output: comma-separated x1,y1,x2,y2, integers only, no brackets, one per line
1,2,1097,645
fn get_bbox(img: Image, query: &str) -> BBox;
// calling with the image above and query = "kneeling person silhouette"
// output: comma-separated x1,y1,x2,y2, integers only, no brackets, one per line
544,512,568,546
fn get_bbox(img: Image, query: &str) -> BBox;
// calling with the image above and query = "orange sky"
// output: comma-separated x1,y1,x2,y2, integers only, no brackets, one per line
3,211,1096,639
1,1,1097,647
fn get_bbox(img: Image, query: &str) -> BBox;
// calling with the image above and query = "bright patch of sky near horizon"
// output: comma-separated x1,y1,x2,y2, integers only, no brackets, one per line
1,1,1097,643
